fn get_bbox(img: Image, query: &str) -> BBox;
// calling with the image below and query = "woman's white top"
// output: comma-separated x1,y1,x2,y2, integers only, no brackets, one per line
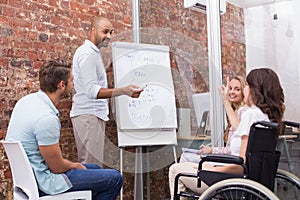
230,105,269,156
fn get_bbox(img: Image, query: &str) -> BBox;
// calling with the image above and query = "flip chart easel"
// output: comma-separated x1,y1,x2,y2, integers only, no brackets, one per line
112,42,178,199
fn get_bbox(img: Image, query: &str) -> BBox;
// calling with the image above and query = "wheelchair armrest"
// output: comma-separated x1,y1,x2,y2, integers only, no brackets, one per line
199,154,244,168
198,154,247,176
284,120,300,128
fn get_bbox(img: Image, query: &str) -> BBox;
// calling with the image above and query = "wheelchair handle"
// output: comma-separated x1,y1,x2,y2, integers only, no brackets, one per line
253,121,279,129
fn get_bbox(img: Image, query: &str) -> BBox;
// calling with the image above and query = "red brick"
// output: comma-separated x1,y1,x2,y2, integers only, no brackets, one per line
0,98,6,109
27,51,38,60
49,0,59,7
70,1,89,13
30,2,55,15
32,42,53,52
61,0,70,9
0,15,9,25
12,40,33,49
0,0,8,4
72,12,92,24
1,6,16,17
15,9,32,20
0,129,5,140
32,60,43,70
9,18,32,29
0,119,8,129
122,15,131,25
4,170,12,179
87,6,100,16
51,15,71,27
36,51,48,61
0,57,9,67
84,0,95,6
8,0,28,9
14,49,27,58
32,21,48,32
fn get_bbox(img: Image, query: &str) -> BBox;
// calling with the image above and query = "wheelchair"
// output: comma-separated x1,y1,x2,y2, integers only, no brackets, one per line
174,121,300,200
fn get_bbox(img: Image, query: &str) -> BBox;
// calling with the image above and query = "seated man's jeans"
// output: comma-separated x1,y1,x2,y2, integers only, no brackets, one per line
39,164,123,200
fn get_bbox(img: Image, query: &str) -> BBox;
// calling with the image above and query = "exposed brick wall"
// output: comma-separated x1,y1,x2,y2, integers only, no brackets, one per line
0,0,133,199
0,0,245,199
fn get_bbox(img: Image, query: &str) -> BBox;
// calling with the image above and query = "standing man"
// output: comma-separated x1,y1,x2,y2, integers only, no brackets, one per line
6,60,123,199
70,17,143,167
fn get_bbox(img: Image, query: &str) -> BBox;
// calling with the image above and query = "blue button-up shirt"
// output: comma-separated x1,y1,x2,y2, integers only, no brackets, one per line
6,90,72,194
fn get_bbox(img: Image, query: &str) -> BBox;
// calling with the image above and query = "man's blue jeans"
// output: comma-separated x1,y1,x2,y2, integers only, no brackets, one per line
66,164,123,200
40,164,123,200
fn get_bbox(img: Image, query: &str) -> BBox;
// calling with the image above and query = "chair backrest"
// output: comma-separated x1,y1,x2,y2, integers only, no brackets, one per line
1,140,40,199
246,121,281,191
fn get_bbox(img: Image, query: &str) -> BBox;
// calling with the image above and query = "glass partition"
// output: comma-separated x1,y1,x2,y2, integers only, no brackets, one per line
222,1,300,199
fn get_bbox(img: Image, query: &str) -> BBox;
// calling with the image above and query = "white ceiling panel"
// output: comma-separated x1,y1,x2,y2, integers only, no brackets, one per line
227,0,291,8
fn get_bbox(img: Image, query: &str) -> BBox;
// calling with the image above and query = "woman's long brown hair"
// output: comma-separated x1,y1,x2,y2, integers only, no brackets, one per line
246,68,285,136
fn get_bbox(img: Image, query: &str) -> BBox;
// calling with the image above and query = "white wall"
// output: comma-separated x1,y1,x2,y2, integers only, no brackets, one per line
244,0,300,121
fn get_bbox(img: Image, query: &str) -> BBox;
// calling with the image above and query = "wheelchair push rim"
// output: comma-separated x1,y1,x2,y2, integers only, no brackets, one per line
199,178,279,200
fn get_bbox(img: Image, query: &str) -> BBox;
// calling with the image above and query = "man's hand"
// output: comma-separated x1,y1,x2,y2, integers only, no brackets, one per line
72,162,87,170
123,85,143,98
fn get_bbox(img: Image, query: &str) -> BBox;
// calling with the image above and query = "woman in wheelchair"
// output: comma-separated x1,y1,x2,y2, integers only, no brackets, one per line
169,68,285,199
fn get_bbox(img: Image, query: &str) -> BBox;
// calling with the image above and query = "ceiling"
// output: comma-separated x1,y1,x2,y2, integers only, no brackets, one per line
227,0,291,8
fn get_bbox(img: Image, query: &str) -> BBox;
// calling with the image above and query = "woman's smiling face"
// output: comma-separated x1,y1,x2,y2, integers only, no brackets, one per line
228,78,243,104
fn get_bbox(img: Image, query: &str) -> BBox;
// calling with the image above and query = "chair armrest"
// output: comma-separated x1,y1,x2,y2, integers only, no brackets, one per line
199,154,244,167
198,154,247,175
284,120,300,128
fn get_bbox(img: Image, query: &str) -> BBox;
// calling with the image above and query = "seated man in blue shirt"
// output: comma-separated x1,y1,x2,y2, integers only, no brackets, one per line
5,60,123,200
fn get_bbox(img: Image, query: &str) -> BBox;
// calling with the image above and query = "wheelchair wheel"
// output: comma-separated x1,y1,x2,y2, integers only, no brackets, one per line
199,178,279,200
275,169,300,200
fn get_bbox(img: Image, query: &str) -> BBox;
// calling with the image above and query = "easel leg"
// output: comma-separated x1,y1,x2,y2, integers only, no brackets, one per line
146,146,150,200
134,146,143,200
172,145,177,163
120,147,123,200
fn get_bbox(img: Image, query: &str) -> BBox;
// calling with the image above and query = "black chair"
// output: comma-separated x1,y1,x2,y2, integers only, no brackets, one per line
174,121,281,200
